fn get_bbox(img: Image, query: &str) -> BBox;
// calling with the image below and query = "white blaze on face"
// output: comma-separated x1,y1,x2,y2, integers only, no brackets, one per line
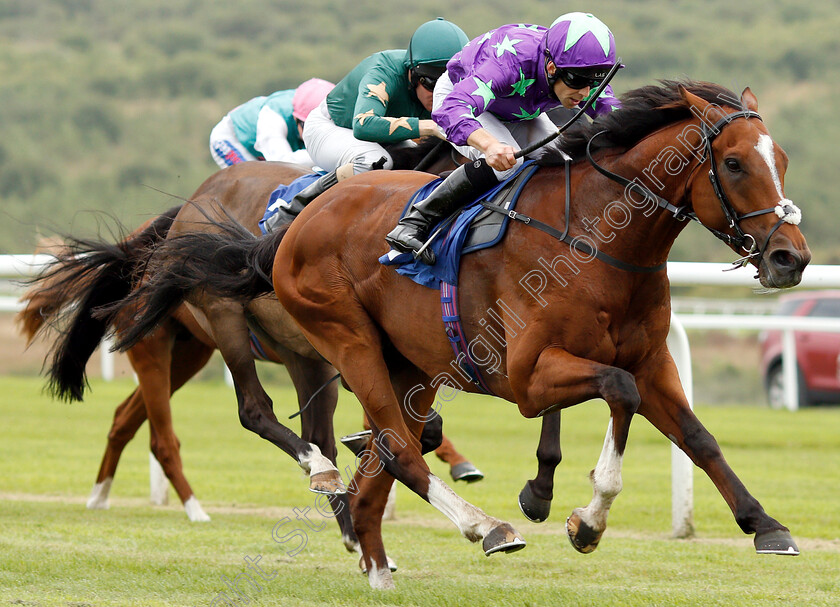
754,134,784,200
754,134,802,225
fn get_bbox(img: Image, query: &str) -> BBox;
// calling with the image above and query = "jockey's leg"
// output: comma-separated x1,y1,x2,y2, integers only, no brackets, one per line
386,71,524,264
264,156,387,230
209,115,257,168
384,158,498,265
265,100,392,229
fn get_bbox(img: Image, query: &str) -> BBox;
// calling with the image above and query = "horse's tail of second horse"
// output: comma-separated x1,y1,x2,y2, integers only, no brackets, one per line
18,205,183,401
108,215,284,354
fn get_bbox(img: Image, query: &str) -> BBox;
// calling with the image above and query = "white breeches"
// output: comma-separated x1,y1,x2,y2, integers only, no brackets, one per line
433,72,557,180
303,100,394,172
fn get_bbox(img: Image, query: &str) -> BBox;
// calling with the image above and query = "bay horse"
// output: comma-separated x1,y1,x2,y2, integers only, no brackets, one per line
115,81,810,588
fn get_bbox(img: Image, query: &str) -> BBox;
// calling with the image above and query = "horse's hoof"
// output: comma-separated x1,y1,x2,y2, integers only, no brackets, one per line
451,461,484,483
184,496,211,522
359,555,398,573
518,482,551,523
754,529,800,556
483,523,526,556
340,430,372,457
565,510,602,554
309,470,346,495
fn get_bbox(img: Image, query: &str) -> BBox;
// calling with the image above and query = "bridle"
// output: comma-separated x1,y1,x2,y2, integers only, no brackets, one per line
587,109,802,270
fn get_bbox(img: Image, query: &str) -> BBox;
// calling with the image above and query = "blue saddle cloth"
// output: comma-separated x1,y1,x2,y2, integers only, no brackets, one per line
379,161,537,288
258,172,324,234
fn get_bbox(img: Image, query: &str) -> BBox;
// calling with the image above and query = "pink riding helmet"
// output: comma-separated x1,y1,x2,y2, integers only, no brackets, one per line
292,78,335,122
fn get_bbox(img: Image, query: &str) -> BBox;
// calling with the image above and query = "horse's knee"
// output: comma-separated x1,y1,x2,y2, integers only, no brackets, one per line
373,433,425,485
236,395,271,433
107,425,137,448
598,368,640,415
150,441,177,470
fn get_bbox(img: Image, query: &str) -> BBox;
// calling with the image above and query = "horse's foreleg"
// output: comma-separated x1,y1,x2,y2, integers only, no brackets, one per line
88,388,147,509
518,411,561,523
201,299,342,495
635,352,799,555
512,347,640,554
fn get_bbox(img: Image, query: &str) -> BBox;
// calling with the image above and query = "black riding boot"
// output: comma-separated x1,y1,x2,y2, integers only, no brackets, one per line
264,156,388,232
263,170,339,232
385,159,499,265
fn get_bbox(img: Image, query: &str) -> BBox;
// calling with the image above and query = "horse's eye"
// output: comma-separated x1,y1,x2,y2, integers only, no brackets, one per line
724,158,742,173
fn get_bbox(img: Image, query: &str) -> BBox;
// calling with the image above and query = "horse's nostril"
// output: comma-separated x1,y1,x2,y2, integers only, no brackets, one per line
769,249,797,269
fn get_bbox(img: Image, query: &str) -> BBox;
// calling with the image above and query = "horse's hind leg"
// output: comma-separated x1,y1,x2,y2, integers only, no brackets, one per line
201,298,343,494
512,348,640,554
130,322,214,521
88,388,148,509
280,348,358,553
433,434,484,483
285,301,524,589
162,331,215,518
635,352,799,555
518,411,561,523
349,366,436,587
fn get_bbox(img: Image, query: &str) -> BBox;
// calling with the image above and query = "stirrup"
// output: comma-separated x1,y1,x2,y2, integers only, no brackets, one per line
386,225,435,265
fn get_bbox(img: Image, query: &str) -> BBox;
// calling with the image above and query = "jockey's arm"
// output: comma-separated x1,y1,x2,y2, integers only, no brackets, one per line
466,128,516,172
254,106,296,162
419,120,446,139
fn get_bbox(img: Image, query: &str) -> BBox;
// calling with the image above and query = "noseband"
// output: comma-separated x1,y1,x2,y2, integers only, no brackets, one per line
587,109,802,270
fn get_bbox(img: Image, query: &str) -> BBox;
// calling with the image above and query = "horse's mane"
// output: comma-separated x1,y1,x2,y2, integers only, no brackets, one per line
539,79,743,165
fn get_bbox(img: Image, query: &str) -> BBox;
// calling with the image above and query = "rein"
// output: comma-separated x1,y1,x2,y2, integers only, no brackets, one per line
587,109,800,270
480,156,667,273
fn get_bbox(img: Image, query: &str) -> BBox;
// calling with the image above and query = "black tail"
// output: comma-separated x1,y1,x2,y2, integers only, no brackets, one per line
106,204,284,353
23,206,182,402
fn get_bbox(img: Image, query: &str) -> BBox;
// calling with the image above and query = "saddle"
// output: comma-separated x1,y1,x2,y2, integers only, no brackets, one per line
379,160,539,288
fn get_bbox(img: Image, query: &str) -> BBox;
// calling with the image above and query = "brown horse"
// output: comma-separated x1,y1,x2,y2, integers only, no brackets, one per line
18,211,216,521
117,81,811,588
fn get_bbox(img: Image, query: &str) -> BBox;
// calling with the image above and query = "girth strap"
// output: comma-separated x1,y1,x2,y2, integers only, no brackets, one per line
440,281,495,395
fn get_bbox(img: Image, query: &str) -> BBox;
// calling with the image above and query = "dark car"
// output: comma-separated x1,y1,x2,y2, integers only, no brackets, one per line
760,291,840,408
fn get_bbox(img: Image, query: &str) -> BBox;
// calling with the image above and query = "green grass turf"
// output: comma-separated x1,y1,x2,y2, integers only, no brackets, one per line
1,376,838,606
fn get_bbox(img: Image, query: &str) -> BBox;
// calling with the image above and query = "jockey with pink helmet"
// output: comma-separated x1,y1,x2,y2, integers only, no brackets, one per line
386,12,623,264
209,77,334,169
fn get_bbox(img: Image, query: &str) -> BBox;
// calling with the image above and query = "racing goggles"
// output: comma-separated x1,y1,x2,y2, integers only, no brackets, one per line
412,64,446,92
557,67,608,90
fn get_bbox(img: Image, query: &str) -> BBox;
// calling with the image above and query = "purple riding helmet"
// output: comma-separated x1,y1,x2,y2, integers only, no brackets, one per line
543,12,623,96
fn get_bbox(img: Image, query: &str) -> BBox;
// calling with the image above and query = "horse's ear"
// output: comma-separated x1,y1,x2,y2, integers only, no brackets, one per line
740,87,759,112
678,84,726,123
678,84,709,111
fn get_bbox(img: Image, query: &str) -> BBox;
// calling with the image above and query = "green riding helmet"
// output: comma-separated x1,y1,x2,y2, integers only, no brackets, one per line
405,17,469,70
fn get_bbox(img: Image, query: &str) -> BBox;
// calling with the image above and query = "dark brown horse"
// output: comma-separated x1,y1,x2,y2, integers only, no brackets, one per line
115,81,810,588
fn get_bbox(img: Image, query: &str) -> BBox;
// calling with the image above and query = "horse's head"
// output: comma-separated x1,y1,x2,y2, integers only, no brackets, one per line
680,86,810,288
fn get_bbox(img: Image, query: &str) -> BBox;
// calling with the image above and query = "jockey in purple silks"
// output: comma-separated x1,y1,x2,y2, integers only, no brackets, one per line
386,12,624,265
